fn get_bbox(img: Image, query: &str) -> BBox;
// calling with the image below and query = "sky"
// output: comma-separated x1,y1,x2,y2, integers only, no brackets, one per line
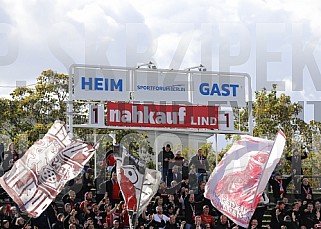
1,0,321,124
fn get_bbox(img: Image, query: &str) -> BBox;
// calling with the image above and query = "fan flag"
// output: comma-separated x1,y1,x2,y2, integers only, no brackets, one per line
0,121,95,217
204,130,286,228
115,146,161,225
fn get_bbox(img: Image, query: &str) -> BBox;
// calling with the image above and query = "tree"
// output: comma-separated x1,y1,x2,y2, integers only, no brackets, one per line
238,84,306,154
0,70,70,146
0,70,156,164
234,85,321,188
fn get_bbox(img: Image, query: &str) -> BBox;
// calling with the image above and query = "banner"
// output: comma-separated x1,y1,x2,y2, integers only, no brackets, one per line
0,121,95,217
204,131,286,228
115,146,161,226
106,102,219,129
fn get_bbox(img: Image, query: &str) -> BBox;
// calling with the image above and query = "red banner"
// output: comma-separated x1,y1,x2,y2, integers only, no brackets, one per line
106,102,218,129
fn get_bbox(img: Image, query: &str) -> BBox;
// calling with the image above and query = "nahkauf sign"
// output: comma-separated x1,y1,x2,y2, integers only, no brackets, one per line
106,102,219,129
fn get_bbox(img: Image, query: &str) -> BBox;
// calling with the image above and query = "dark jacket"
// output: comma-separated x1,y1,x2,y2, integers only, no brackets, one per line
269,176,292,200
158,148,174,169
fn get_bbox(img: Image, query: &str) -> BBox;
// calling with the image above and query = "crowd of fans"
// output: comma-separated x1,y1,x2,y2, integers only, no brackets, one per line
0,143,320,229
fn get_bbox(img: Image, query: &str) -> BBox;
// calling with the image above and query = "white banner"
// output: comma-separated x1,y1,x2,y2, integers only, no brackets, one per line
0,121,95,217
204,131,286,228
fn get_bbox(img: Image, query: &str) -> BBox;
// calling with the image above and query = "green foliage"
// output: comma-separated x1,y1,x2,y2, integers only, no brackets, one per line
232,84,321,189
0,70,70,145
146,160,156,169
0,70,153,154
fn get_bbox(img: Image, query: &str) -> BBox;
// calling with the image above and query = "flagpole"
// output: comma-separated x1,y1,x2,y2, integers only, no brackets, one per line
215,134,218,166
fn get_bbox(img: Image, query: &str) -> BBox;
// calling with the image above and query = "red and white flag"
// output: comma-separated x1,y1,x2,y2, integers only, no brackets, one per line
115,146,161,226
0,121,95,217
204,130,286,228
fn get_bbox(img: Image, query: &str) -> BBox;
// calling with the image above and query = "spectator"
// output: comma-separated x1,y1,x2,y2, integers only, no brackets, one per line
249,218,260,229
1,219,10,229
31,203,57,229
182,160,190,180
52,213,64,229
158,144,174,186
8,206,19,225
252,192,269,228
69,223,77,229
78,192,94,224
63,203,72,217
2,143,19,173
301,202,316,229
315,201,321,218
184,194,202,229
166,205,176,218
200,205,215,227
214,215,230,229
286,148,307,176
67,175,84,200
285,202,301,228
63,209,78,229
165,215,180,229
102,204,118,227
191,215,202,229
92,204,105,228
270,201,286,229
0,143,4,176
286,148,308,196
152,206,169,229
172,165,183,183
157,181,181,203
80,192,94,212
171,151,185,172
189,148,209,183
280,215,298,229
98,195,111,211
195,181,206,200
181,179,189,191
153,197,167,213
113,201,129,228
102,149,116,171
188,168,198,193
12,217,24,229
269,172,292,202
111,219,120,229
95,169,108,203
167,194,181,212
300,178,313,201
282,197,291,212
82,168,95,194
84,217,94,228
104,172,122,206
62,190,80,210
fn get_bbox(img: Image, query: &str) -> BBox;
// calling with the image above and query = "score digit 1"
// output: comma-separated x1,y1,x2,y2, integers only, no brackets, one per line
218,106,234,130
89,104,105,126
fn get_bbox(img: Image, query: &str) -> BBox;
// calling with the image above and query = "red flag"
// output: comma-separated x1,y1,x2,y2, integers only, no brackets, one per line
0,121,95,217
